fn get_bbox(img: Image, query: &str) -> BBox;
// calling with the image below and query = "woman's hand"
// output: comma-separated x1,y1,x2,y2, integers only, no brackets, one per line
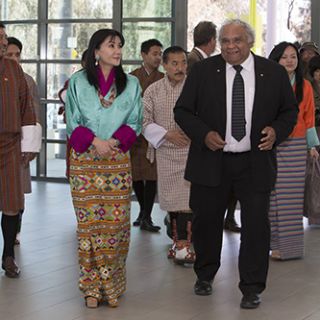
310,147,319,160
92,137,118,157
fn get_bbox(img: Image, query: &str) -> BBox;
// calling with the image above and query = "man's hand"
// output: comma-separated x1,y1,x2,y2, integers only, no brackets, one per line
258,126,276,151
21,152,37,167
204,131,226,151
165,129,190,147
92,137,118,157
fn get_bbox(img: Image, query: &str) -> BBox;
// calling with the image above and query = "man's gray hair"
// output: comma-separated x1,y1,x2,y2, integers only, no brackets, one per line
219,19,255,44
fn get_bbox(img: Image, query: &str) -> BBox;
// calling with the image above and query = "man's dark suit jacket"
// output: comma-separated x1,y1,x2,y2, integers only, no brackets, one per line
187,48,204,74
174,53,298,192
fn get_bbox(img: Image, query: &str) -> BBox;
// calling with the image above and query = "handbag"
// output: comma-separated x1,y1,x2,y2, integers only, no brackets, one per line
304,156,320,224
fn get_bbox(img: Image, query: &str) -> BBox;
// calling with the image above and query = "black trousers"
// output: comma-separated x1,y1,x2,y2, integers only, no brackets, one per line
225,191,237,221
132,180,157,220
1,213,19,260
190,152,271,295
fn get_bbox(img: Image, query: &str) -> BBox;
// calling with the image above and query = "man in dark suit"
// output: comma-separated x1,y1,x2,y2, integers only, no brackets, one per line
174,19,298,309
187,21,216,74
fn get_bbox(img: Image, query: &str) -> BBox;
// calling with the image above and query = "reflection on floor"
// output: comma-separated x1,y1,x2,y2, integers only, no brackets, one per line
1,181,320,320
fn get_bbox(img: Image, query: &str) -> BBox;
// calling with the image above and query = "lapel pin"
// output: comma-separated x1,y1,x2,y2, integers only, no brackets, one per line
260,73,264,77
217,69,220,72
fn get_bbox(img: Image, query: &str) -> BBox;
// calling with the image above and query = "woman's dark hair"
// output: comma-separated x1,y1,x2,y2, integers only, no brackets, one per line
268,41,303,104
81,49,88,68
85,29,127,96
309,55,320,78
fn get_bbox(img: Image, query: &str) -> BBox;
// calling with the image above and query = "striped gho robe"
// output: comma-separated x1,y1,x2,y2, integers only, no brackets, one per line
142,75,191,212
0,57,36,214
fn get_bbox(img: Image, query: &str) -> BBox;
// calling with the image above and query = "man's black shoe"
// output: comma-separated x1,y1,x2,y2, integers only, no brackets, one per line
240,293,261,309
194,280,212,296
133,212,144,226
140,219,161,232
224,219,241,232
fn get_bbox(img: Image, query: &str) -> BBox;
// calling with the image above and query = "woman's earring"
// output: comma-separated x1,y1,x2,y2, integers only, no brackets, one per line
95,55,100,66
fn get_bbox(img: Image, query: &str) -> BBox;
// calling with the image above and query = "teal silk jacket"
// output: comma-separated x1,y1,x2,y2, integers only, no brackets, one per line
65,70,143,140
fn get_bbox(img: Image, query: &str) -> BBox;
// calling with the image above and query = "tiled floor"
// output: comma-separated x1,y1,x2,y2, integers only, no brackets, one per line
1,181,320,320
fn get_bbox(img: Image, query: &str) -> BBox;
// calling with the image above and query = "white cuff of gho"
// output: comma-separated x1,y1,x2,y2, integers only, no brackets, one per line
143,123,167,149
21,123,42,152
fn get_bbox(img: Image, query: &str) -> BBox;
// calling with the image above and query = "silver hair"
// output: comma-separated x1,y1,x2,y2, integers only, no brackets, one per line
218,19,255,44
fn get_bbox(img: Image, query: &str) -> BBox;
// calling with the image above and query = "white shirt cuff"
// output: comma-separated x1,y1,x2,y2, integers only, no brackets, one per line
21,123,42,152
143,123,167,149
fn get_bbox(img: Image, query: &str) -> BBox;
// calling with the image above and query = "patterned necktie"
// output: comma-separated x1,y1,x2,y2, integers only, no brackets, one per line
232,65,246,141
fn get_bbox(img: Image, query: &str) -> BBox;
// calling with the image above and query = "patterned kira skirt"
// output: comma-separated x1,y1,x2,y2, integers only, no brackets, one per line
69,146,132,306
269,137,307,260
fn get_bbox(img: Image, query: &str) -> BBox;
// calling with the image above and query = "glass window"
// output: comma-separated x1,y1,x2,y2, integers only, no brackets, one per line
258,0,311,56
123,0,172,18
47,63,81,99
48,0,112,19
46,103,66,141
123,22,171,60
0,0,38,20
187,0,311,56
188,1,250,52
123,64,141,74
30,158,37,176
6,24,38,59
47,23,112,60
21,63,37,83
46,143,67,178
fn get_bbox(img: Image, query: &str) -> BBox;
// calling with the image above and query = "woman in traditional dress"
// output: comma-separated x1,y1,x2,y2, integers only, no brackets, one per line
268,42,319,260
65,29,142,308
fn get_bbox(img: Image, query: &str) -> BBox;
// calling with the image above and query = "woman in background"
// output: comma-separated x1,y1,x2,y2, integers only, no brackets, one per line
268,42,319,260
65,29,142,308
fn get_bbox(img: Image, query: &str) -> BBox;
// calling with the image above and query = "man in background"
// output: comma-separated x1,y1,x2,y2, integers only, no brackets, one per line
187,21,217,74
0,23,41,278
143,46,195,264
130,39,164,232
299,41,320,80
6,36,42,245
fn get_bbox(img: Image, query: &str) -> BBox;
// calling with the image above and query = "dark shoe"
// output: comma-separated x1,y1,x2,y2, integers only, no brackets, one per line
140,219,161,232
194,279,212,296
240,293,261,309
133,212,144,226
2,256,20,278
224,219,241,232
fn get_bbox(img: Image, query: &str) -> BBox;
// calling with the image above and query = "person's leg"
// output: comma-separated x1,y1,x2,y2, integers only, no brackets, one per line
230,153,270,308
167,212,178,259
15,209,23,245
224,192,241,232
236,190,270,295
191,182,229,282
140,180,160,232
174,212,195,264
1,212,20,278
191,182,229,296
132,180,145,226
